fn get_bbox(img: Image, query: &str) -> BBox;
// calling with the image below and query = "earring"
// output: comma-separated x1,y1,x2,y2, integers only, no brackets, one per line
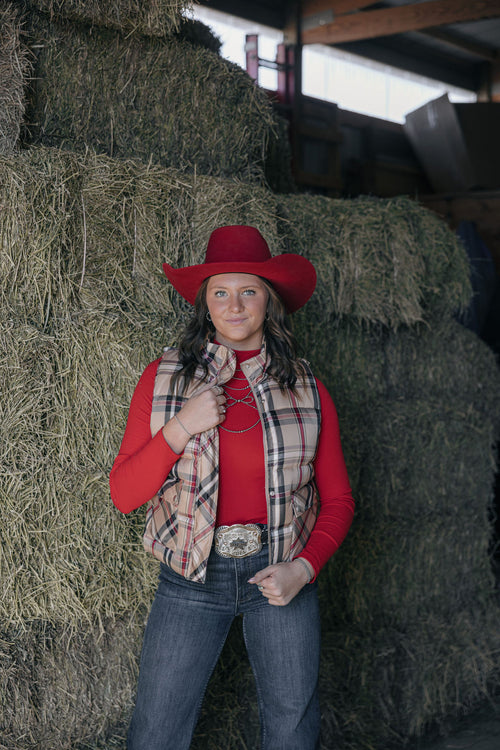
206,311,212,322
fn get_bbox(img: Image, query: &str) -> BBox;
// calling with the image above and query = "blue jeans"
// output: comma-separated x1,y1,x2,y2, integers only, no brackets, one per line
128,545,321,750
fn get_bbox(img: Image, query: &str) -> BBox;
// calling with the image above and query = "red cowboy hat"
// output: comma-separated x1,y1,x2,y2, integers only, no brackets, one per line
163,225,316,313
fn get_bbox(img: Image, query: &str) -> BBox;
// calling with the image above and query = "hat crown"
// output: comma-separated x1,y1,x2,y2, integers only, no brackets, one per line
205,225,272,264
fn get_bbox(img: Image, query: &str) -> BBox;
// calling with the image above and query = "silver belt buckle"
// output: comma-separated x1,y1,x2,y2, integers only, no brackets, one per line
214,524,262,558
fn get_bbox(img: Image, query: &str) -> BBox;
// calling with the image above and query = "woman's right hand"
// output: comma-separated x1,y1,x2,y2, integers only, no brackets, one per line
178,384,227,435
161,384,226,454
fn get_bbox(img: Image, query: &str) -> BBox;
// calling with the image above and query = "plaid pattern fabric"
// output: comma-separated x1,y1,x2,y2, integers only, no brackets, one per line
145,342,321,582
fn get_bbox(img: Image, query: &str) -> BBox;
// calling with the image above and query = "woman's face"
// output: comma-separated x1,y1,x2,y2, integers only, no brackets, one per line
206,273,269,350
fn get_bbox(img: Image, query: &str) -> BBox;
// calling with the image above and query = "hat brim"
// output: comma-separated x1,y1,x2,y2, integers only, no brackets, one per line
163,254,316,313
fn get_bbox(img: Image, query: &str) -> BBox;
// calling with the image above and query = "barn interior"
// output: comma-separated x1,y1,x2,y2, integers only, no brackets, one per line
0,2,499,749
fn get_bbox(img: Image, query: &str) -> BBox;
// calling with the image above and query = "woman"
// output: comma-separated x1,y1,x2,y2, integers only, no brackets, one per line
110,225,354,750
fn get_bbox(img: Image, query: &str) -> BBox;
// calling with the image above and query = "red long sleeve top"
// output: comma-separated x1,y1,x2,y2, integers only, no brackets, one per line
110,348,355,578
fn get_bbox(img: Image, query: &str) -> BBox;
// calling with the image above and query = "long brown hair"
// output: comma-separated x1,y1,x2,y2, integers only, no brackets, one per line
171,277,306,394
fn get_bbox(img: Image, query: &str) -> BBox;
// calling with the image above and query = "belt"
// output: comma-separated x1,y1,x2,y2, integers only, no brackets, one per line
214,523,268,558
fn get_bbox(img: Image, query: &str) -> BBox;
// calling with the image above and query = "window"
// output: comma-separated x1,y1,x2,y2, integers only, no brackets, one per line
190,6,282,90
303,45,476,123
189,7,476,123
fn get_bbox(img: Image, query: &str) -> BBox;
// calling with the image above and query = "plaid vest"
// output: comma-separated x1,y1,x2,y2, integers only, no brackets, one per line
145,341,321,582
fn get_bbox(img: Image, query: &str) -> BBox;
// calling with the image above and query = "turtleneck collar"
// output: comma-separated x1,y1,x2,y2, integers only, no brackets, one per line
214,340,261,365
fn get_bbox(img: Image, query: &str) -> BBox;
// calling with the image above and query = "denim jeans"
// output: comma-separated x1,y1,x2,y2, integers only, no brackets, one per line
127,545,321,750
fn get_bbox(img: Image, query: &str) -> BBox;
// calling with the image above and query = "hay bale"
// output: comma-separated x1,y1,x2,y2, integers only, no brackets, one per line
174,15,222,54
297,314,500,747
20,13,280,183
0,146,282,746
303,318,500,617
292,318,500,524
0,147,280,628
379,609,500,739
1,150,471,331
0,1,32,154
0,318,159,627
329,510,493,627
280,193,472,326
319,607,500,749
0,616,143,750
0,147,279,328
355,323,500,521
361,395,498,519
23,0,185,36
289,320,389,491
0,147,496,608
390,611,498,738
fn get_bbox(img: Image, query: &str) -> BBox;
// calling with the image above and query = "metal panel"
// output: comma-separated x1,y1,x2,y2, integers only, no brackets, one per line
404,94,475,192
405,96,500,191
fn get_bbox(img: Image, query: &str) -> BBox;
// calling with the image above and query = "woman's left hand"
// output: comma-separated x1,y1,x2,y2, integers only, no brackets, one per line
248,559,314,606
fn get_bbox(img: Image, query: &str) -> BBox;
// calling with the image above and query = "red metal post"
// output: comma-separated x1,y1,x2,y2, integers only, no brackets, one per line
245,34,259,82
276,43,296,106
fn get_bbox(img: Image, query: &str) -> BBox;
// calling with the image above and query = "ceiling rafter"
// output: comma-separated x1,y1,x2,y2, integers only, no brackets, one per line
302,0,379,15
421,27,498,61
301,0,500,45
286,0,379,41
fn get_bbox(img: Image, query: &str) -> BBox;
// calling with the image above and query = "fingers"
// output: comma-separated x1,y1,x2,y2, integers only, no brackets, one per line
248,563,308,607
248,565,273,585
212,384,226,421
256,577,285,606
251,577,272,596
248,567,275,600
248,571,278,602
196,384,226,411
205,385,226,421
176,384,227,434
197,382,224,400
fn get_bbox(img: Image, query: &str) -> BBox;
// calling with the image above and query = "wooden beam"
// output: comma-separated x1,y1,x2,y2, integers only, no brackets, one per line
289,0,378,43
420,27,498,61
302,0,379,17
302,0,500,45
300,1,379,41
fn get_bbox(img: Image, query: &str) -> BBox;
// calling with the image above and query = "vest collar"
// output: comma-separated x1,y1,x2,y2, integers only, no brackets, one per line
202,340,269,385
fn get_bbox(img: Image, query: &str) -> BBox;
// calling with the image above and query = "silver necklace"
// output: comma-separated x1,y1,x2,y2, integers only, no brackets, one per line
219,371,261,434
225,393,258,408
219,419,261,434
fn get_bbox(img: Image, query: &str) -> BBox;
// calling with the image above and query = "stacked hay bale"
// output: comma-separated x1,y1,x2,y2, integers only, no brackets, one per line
21,0,185,35
17,0,291,189
280,195,500,746
0,144,282,748
1,146,499,749
0,2,499,749
0,2,32,154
